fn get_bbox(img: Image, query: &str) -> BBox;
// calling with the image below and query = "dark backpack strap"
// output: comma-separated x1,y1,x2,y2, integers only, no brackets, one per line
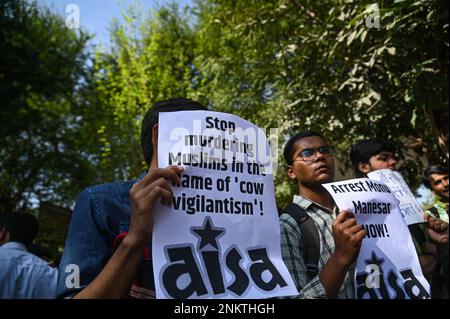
282,203,320,281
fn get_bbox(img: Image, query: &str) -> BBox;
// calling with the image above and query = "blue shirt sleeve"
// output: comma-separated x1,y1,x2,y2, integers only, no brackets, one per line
56,188,114,298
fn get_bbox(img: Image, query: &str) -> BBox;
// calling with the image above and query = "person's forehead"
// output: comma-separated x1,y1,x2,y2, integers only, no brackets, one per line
430,173,448,182
293,136,327,150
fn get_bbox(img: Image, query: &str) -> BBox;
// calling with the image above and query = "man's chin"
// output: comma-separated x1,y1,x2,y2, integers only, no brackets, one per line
438,191,449,202
317,173,335,184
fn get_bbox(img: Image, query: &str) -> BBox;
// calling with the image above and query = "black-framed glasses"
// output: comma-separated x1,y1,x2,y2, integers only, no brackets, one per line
294,146,335,162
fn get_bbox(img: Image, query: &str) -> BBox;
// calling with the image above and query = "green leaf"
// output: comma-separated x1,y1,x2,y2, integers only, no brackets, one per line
404,90,412,102
387,47,396,55
347,30,357,46
360,30,368,42
361,96,372,106
410,109,417,128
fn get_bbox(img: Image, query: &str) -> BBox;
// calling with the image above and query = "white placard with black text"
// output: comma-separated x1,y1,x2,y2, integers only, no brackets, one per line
367,169,424,225
153,110,298,299
323,178,430,299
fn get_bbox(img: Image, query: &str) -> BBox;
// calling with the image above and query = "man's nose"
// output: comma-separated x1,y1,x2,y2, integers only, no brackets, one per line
388,158,397,168
315,150,326,161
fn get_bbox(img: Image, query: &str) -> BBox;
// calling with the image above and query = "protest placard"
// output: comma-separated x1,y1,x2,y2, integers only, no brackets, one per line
367,169,424,225
323,178,430,299
152,110,298,299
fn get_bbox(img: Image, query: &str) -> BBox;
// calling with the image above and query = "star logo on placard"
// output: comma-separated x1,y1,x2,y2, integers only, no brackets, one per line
190,217,225,251
364,251,385,269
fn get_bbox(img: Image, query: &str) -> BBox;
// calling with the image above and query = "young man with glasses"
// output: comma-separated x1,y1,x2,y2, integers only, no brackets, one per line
279,131,366,299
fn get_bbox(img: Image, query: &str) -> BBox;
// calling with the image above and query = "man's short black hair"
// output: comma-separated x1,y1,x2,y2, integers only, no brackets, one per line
141,98,207,165
283,131,324,165
350,138,397,177
422,164,449,189
0,212,39,247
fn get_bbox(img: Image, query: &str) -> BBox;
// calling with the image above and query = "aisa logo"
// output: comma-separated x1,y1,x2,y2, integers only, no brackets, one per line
160,217,288,298
356,252,430,299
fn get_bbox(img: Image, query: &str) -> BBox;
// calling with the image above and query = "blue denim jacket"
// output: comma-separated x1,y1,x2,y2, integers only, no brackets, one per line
56,175,155,298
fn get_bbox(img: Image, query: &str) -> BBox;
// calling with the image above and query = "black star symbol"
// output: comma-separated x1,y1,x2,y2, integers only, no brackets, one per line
190,217,225,251
364,251,385,269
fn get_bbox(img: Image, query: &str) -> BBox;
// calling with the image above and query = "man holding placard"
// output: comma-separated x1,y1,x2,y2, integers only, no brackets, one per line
56,98,208,298
57,97,298,300
153,107,297,299
350,139,436,274
279,131,366,299
350,138,437,286
322,177,431,298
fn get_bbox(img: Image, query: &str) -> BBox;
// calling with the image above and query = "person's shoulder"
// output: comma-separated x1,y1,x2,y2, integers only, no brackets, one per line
0,248,53,269
279,212,300,232
73,178,139,217
279,200,308,229
87,180,136,196
80,179,137,202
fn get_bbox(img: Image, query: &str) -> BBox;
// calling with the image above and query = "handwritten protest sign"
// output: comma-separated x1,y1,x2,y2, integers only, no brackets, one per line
153,110,298,299
323,178,430,299
367,169,424,225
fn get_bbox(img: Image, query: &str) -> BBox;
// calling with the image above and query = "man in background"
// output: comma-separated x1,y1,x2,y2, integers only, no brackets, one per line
0,212,58,298
350,138,438,279
350,138,398,177
423,164,448,223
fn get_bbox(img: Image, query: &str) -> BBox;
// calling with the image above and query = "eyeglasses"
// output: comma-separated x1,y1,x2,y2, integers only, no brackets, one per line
293,146,335,162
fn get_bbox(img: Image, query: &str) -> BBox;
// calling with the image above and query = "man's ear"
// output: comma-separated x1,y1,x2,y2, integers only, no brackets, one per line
358,162,371,175
287,165,297,181
0,228,10,246
152,124,159,149
150,124,159,167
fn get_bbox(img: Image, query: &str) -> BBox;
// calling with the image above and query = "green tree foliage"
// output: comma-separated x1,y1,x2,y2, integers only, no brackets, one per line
193,0,449,206
84,3,202,181
1,0,448,212
0,0,91,213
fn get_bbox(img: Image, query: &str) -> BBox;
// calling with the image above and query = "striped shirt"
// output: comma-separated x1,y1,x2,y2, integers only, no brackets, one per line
280,195,355,299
